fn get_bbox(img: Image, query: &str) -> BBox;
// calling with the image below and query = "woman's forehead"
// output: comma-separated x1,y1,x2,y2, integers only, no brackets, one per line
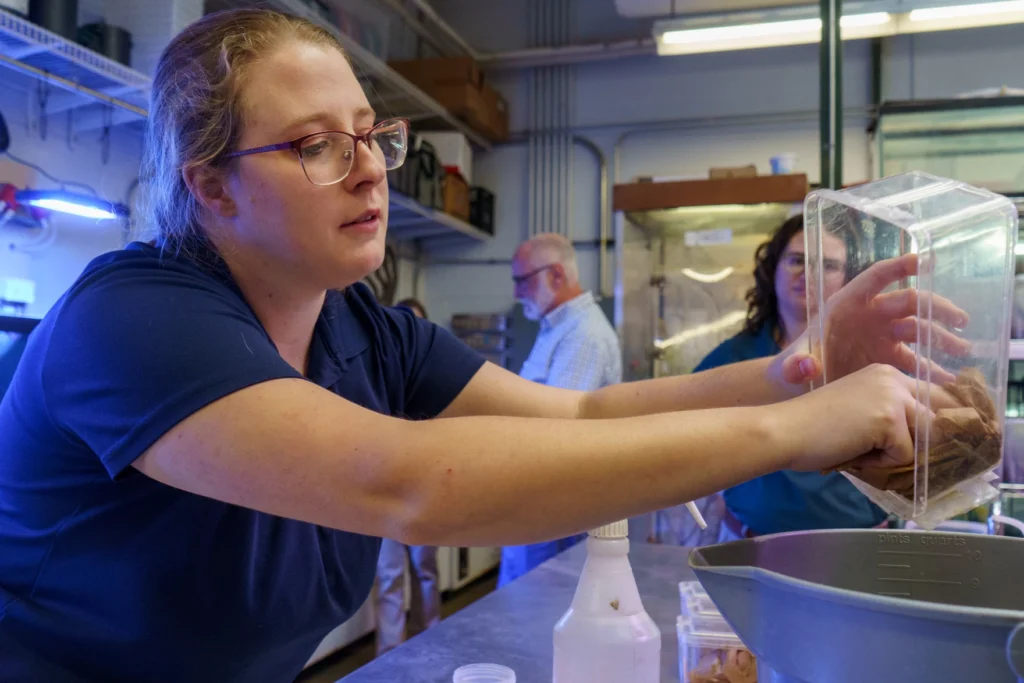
240,41,371,133
784,231,846,256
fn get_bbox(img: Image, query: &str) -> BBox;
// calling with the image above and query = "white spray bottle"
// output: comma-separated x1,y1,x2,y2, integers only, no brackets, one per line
552,520,661,683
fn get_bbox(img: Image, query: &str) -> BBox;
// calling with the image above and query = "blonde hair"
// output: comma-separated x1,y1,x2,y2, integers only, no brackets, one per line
138,9,345,250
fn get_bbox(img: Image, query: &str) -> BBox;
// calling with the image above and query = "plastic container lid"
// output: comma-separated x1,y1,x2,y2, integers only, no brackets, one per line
590,520,629,539
680,580,709,598
680,580,715,616
453,663,516,683
804,171,1018,528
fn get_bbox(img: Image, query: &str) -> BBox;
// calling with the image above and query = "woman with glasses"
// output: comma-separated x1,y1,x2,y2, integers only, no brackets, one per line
694,215,888,542
0,8,965,683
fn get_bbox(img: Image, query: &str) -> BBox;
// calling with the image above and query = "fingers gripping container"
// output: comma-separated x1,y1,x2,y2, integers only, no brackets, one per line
804,172,1019,528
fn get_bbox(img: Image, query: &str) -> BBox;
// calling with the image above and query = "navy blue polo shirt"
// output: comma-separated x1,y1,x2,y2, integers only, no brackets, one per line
694,326,886,535
0,241,485,683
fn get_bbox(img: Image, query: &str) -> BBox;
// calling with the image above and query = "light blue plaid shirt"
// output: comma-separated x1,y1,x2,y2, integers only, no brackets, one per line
519,291,622,391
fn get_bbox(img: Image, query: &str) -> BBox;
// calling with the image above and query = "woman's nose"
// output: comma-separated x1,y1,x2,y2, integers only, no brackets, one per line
345,141,386,190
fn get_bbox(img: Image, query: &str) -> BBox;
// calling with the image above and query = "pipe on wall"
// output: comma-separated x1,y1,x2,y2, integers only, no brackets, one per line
571,135,609,296
441,135,609,293
525,0,576,239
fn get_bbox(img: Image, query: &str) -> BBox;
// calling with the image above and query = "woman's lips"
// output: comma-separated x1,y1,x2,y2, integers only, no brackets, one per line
340,210,381,233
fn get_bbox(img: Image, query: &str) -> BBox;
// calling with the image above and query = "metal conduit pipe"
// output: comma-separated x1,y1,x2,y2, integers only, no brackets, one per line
433,137,608,292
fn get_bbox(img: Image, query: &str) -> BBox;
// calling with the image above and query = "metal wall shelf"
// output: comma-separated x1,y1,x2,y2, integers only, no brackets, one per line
389,191,490,244
0,6,490,245
261,0,492,150
0,8,150,121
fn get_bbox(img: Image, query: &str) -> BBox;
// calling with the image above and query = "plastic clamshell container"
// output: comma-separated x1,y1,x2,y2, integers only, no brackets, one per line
804,172,1018,528
677,616,757,683
680,580,709,599
685,593,722,618
679,580,710,614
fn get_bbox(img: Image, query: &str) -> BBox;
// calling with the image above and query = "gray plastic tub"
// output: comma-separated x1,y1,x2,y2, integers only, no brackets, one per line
689,529,1024,683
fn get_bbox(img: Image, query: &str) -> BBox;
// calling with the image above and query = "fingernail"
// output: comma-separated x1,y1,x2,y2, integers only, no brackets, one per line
800,358,815,376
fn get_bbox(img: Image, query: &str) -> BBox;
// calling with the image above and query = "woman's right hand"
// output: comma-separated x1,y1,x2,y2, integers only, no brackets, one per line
773,364,931,473
771,255,971,394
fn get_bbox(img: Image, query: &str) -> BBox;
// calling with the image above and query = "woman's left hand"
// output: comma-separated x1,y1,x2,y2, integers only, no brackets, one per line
772,253,972,392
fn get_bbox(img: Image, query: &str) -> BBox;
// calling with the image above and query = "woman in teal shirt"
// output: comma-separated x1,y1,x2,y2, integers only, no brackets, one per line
695,215,888,541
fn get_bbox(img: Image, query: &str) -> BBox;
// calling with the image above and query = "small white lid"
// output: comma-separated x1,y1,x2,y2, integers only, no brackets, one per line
589,520,629,538
453,663,516,683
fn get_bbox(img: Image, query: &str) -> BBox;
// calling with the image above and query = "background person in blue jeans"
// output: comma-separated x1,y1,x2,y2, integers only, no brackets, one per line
694,215,888,542
374,298,442,655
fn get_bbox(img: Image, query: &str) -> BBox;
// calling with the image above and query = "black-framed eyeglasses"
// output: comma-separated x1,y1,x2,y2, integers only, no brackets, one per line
512,263,557,285
222,117,410,186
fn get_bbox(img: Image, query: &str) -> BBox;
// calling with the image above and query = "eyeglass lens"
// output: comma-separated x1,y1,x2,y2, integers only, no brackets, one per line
298,120,408,186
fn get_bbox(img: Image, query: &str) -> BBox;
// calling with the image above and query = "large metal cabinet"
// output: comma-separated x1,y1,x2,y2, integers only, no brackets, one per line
612,174,809,545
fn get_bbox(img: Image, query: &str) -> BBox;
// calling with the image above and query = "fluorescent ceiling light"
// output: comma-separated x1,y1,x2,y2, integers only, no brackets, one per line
841,12,894,27
657,12,894,55
909,0,1024,21
655,2,1024,56
661,18,821,46
15,189,129,220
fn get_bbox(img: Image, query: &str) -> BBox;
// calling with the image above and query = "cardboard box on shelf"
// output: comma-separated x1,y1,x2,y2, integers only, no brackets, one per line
442,166,471,222
479,84,510,142
389,56,483,90
388,57,509,144
709,165,758,180
430,82,492,134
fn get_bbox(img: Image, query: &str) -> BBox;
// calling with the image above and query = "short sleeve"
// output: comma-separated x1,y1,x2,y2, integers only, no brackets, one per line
42,257,303,479
377,302,485,420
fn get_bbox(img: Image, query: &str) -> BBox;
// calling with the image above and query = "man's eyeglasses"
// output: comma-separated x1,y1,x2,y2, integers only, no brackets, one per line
222,118,410,186
512,264,557,286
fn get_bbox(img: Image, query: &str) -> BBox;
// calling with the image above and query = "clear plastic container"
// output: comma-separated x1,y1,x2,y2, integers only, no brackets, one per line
679,580,709,614
685,593,722,618
804,171,1018,528
680,580,708,597
677,616,758,683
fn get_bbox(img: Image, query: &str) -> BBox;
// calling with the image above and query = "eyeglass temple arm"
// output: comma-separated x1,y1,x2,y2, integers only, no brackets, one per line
223,141,295,159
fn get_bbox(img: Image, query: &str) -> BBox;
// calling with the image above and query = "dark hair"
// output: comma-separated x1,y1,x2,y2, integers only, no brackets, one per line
396,298,428,319
742,214,804,342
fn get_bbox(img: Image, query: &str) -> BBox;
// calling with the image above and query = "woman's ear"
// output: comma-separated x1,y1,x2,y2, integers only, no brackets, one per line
182,164,237,218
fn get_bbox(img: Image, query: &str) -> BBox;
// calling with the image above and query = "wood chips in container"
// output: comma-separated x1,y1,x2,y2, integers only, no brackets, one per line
826,368,1002,499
